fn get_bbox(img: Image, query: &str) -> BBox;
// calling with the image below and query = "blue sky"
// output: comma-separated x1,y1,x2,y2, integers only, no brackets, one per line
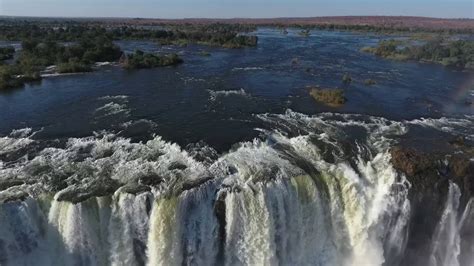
1,0,473,18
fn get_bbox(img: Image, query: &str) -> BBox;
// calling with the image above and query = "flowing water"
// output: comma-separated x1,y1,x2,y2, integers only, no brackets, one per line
0,29,473,265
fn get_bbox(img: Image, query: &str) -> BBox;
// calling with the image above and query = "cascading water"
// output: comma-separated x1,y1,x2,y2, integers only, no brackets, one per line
0,111,473,266
430,183,474,266
147,185,219,266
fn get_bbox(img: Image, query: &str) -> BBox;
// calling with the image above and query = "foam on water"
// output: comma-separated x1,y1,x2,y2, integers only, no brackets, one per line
207,89,250,101
231,66,265,71
0,128,36,155
95,102,131,118
99,95,130,101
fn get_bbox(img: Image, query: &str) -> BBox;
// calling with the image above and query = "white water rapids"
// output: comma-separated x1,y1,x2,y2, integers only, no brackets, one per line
0,111,473,266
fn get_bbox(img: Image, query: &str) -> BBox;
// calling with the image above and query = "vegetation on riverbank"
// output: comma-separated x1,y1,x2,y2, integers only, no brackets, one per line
0,46,15,61
57,60,93,73
158,35,258,48
362,38,474,69
198,51,211,56
342,73,352,84
0,65,21,90
0,36,122,90
0,22,258,48
122,50,183,69
309,87,346,107
113,23,258,48
293,24,474,35
298,29,311,37
19,37,122,67
364,79,377,85
0,64,42,90
0,20,260,90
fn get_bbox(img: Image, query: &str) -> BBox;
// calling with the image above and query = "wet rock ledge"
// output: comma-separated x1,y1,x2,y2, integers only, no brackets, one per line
391,138,474,204
390,136,473,266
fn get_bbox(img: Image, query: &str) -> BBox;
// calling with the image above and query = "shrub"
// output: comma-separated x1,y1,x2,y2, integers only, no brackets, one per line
0,65,23,90
299,29,311,37
342,73,352,84
361,38,474,69
309,87,346,107
57,60,93,73
20,71,42,82
364,79,377,85
0,46,15,61
198,51,211,56
123,51,183,69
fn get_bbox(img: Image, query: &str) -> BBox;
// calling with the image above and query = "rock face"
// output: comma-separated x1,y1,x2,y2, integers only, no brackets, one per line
55,178,121,204
391,146,437,177
391,145,474,203
390,144,474,265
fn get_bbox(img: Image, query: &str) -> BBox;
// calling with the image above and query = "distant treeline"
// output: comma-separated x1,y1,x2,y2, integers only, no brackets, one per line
0,22,258,48
362,38,474,69
273,23,474,35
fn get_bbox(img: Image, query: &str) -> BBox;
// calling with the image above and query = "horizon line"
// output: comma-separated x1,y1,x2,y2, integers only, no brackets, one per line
1,14,473,21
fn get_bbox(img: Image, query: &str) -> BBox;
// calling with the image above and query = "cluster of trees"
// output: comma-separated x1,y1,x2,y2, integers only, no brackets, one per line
177,24,258,48
0,65,24,90
122,50,183,69
362,38,474,69
298,29,311,37
0,64,41,90
154,24,258,48
0,22,259,48
0,36,123,90
361,40,404,58
407,39,474,68
57,60,93,73
19,37,122,67
0,46,15,61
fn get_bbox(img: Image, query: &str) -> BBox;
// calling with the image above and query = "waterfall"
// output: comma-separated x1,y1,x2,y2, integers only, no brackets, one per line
0,151,408,266
459,199,474,266
47,197,110,266
0,198,50,266
109,193,150,266
430,183,474,266
147,185,218,266
0,112,473,266
224,176,339,266
0,142,409,266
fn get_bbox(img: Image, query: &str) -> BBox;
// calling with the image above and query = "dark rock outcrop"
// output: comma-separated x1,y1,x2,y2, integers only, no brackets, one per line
391,143,474,204
56,178,121,204
138,173,163,187
0,180,25,191
178,176,213,194
121,184,151,195
214,190,228,264
390,142,474,266
168,162,187,171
